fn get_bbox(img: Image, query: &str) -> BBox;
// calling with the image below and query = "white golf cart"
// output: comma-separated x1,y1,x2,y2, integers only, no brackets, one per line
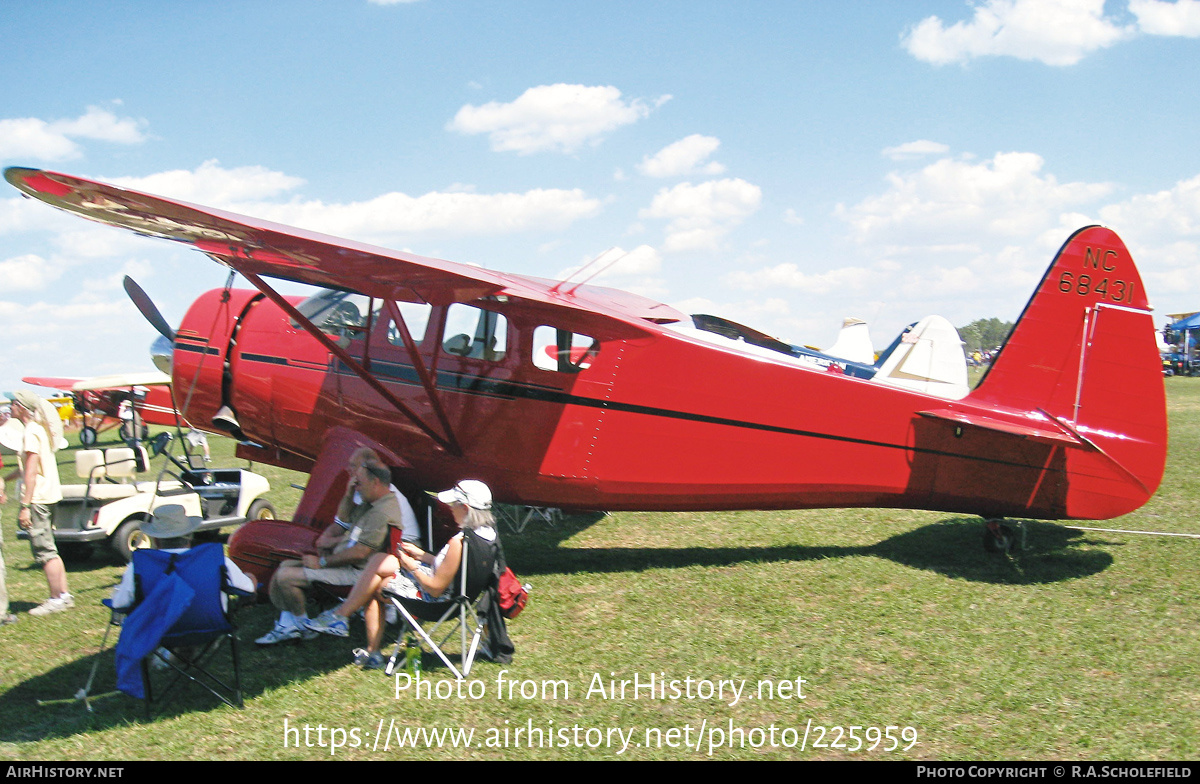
26,432,275,561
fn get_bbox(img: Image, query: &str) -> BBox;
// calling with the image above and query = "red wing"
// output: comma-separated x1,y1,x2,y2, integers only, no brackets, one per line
5,167,681,339
22,376,83,391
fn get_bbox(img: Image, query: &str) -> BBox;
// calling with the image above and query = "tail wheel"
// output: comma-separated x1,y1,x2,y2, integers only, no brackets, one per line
247,499,276,520
983,519,1016,554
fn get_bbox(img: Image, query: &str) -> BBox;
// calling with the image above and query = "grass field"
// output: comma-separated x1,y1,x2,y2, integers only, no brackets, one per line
1,379,1197,761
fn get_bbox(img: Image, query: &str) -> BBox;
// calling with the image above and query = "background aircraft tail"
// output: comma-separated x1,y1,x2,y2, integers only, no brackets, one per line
970,226,1167,515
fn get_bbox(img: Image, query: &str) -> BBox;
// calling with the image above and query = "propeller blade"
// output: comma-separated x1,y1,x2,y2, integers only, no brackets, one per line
123,276,176,342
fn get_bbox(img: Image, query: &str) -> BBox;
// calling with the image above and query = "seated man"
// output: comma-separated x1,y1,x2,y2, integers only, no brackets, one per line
111,503,256,610
347,447,420,545
255,459,403,645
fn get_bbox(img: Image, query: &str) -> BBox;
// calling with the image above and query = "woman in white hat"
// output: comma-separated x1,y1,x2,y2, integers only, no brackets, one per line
306,479,498,669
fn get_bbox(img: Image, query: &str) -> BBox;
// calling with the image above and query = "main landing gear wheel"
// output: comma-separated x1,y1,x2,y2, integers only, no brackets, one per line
983,519,1016,554
79,426,98,447
119,421,149,443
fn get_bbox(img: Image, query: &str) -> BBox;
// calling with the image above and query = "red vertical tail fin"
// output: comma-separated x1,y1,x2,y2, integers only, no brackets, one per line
972,226,1167,517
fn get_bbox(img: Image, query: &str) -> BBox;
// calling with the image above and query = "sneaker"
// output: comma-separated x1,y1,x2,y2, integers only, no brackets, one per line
0,613,17,626
29,595,74,617
255,621,314,645
353,648,385,670
305,609,349,637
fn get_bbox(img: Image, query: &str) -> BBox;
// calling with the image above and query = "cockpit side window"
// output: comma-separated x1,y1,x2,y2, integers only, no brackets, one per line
532,326,599,373
385,302,433,347
442,304,508,362
293,290,378,346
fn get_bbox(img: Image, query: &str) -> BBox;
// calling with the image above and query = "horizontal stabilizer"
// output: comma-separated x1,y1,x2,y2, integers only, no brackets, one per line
916,408,1081,445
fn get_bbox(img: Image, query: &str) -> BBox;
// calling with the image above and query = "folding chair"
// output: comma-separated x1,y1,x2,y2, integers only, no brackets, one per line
496,504,562,534
384,532,498,679
113,543,251,717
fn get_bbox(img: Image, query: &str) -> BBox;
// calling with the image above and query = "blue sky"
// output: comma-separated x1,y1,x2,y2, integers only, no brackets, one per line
2,0,1200,395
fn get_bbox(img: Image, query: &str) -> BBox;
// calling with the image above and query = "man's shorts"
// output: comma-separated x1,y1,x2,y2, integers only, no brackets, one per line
27,503,60,565
301,565,362,586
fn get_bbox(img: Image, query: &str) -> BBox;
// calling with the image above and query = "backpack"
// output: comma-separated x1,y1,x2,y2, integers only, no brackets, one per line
497,567,529,619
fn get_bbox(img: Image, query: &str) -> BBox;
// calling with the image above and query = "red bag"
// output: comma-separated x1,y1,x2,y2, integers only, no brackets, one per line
497,567,528,619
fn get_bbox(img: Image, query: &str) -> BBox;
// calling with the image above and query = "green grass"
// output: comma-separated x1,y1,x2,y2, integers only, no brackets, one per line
2,381,1199,760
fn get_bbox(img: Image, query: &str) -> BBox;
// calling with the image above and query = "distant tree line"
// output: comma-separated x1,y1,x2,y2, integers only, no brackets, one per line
958,318,1014,354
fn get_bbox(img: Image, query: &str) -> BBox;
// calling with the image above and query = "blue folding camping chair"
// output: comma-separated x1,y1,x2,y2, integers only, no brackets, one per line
110,542,251,717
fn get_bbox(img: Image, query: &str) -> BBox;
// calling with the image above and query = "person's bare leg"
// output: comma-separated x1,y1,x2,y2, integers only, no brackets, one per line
332,553,398,618
44,557,68,598
269,565,309,616
364,597,386,654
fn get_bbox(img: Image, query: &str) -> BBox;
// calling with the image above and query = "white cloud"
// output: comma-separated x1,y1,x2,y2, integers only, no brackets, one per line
1098,173,1200,299
882,140,950,161
556,244,662,281
113,159,306,204
902,0,1131,66
246,188,603,242
0,254,60,291
447,84,665,154
1099,172,1200,236
838,151,1113,246
109,160,604,243
0,106,148,161
637,134,726,178
725,263,875,295
553,244,667,298
640,178,762,252
1130,0,1200,36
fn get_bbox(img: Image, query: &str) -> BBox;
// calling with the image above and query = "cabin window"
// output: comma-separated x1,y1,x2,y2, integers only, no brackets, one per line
442,304,508,361
532,326,599,372
385,302,433,346
293,290,378,344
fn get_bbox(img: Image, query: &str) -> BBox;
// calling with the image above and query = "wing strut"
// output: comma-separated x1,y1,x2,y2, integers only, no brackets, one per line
382,299,460,454
237,270,462,456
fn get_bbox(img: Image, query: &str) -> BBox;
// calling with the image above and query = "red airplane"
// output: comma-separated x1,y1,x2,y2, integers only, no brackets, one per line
4,166,1167,586
22,371,185,446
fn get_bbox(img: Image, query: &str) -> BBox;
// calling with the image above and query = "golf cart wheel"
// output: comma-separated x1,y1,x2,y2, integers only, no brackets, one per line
983,521,1016,554
112,517,151,562
79,426,98,447
247,499,276,520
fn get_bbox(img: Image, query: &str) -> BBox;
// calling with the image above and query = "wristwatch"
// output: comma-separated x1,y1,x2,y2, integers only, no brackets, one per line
319,556,328,568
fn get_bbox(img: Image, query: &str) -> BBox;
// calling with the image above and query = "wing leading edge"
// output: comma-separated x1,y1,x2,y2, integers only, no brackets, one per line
4,167,680,339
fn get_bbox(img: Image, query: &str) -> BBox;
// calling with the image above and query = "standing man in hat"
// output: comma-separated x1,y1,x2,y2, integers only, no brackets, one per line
8,391,70,617
110,504,255,610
